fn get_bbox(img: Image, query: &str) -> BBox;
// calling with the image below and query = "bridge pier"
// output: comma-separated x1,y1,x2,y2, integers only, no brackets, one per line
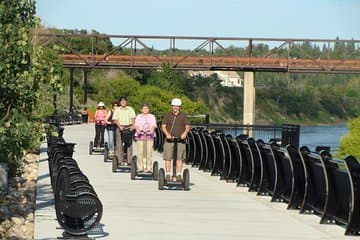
243,71,255,137
83,70,88,104
69,68,74,113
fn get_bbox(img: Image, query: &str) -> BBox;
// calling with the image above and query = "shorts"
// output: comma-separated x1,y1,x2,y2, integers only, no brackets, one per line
163,141,186,161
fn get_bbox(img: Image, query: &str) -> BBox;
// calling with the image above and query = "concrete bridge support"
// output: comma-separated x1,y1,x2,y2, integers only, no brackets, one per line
243,71,255,137
69,68,74,113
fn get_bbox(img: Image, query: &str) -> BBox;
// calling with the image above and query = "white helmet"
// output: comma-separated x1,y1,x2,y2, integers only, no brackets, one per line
97,101,105,107
171,98,182,106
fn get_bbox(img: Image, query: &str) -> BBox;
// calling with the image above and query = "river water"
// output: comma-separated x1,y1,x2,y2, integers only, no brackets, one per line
299,123,348,153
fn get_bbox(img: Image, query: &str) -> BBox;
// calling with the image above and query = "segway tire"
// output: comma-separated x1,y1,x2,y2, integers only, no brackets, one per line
183,168,190,191
104,148,108,162
130,157,137,180
158,168,165,190
112,156,118,172
152,161,159,180
89,141,93,155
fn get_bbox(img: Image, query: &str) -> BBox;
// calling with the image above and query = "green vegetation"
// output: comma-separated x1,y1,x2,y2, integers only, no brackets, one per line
0,0,63,176
89,68,208,118
338,117,360,160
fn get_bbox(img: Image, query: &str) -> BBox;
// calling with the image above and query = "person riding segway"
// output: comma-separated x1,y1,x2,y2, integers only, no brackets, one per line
104,101,118,162
158,98,191,190
111,96,136,172
131,103,158,180
89,101,107,155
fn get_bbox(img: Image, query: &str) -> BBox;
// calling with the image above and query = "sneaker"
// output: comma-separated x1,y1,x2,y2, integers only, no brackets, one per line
176,175,182,182
165,175,171,182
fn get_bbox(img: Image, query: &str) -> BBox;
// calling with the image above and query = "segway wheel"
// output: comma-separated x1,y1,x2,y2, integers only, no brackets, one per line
152,161,159,180
112,156,118,172
89,141,93,155
104,147,108,162
158,168,165,190
130,157,137,180
183,168,190,191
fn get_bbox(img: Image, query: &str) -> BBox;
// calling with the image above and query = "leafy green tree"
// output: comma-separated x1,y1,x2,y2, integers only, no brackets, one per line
0,0,63,176
94,72,141,105
48,28,113,54
338,117,360,160
147,64,186,94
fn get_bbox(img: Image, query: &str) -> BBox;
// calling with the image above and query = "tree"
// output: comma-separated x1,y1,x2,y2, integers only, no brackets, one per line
147,63,186,94
0,0,64,176
338,117,360,160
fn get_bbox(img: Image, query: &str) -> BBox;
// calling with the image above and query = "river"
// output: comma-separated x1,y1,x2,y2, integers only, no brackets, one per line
299,123,348,153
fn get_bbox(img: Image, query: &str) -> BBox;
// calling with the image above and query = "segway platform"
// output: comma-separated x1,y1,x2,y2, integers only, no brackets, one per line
130,156,159,180
157,137,190,191
103,144,117,162
112,152,132,172
89,141,106,155
130,131,159,180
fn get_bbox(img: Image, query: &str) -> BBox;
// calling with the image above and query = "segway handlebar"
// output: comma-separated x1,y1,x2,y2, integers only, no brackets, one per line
139,130,152,136
166,136,185,143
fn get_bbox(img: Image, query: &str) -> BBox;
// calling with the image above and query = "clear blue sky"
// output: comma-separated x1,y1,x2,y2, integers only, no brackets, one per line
36,0,359,40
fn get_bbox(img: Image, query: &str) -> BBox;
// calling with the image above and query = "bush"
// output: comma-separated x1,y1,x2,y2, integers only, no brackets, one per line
338,117,360,160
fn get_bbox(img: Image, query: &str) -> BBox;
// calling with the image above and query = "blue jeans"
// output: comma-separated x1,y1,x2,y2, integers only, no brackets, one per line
107,128,115,151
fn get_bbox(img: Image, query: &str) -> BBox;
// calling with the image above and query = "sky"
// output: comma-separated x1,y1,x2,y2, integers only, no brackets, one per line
36,0,360,48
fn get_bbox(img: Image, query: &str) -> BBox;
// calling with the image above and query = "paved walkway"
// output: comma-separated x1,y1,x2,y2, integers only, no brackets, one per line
35,124,353,239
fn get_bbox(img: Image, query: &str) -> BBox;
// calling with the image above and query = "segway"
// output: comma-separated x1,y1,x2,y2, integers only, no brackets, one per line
131,131,159,180
104,143,117,163
158,137,190,191
89,141,106,155
112,129,133,172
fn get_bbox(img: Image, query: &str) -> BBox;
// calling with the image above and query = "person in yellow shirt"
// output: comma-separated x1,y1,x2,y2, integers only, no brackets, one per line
112,96,136,165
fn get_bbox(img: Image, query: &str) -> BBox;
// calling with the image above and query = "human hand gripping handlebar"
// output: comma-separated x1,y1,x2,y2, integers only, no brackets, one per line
166,136,186,143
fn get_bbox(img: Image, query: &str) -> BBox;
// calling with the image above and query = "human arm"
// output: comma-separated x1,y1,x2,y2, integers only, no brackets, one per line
105,111,112,125
112,110,122,130
134,115,141,134
129,108,136,130
181,125,190,140
161,124,172,140
150,115,157,134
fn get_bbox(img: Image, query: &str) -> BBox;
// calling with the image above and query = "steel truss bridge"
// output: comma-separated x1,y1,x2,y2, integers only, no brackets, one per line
38,33,360,74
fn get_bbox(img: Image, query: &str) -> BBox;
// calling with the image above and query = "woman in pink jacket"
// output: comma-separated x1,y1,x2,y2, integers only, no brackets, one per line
134,103,157,172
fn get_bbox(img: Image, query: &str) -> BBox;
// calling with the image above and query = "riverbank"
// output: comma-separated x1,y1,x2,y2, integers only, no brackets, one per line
0,153,38,239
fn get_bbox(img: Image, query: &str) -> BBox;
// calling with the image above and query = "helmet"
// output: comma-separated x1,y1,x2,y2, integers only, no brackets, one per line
171,98,182,106
97,101,105,107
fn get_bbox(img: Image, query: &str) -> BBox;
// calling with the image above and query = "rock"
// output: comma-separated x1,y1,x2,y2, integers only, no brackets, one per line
19,195,27,204
16,204,28,214
0,205,10,216
24,191,35,202
11,216,25,225
0,152,39,240
25,210,34,219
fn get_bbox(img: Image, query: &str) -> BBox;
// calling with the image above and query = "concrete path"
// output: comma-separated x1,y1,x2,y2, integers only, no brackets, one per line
35,124,353,240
